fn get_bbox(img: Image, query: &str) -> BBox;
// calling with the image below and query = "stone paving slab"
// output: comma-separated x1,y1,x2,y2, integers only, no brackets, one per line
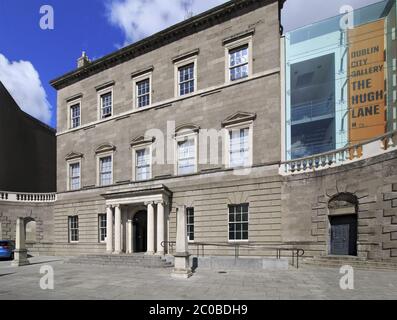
0,256,396,300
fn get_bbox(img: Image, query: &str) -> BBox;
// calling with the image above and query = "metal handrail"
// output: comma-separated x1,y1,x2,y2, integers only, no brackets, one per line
161,241,305,268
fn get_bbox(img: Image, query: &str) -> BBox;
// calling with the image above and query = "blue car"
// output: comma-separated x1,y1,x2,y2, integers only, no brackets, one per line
0,240,15,260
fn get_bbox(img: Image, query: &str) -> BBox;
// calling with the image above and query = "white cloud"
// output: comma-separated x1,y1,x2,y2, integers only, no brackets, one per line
0,53,52,125
107,0,228,45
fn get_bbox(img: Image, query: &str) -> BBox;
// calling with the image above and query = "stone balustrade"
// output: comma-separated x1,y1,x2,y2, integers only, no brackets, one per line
0,191,57,203
280,130,397,175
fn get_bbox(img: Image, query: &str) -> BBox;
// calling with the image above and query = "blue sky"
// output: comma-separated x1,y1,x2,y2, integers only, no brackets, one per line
0,0,381,129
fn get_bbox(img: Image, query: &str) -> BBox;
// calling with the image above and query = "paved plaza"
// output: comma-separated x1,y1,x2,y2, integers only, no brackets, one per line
0,256,396,300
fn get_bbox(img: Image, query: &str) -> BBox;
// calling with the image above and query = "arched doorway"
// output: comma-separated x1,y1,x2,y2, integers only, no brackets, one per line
133,210,147,253
328,193,358,256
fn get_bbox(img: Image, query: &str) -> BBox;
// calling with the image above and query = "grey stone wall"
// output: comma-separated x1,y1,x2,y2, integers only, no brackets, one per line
52,166,282,256
281,150,397,261
0,202,54,254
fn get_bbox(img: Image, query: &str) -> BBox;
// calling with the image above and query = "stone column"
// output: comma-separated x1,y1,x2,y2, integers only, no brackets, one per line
114,205,121,254
126,220,133,254
156,201,165,255
106,205,113,253
12,217,30,267
172,206,192,279
146,202,155,255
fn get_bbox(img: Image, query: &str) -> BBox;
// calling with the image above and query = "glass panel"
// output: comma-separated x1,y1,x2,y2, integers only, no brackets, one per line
229,46,248,67
229,46,249,81
101,92,112,118
136,79,150,108
229,213,235,222
136,148,151,181
99,214,107,242
228,204,249,241
100,156,112,186
70,163,80,190
178,138,195,175
285,1,395,161
69,216,79,242
178,63,195,95
71,104,80,128
229,128,249,167
289,54,336,159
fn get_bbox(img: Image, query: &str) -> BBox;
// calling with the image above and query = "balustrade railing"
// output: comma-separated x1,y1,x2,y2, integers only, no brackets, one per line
0,191,56,203
281,130,397,175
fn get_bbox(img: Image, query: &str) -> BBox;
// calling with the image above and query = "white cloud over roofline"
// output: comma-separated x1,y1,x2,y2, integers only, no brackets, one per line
0,53,52,125
106,0,228,46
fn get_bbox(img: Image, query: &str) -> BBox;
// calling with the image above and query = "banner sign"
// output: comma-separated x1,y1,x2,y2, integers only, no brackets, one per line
348,19,386,144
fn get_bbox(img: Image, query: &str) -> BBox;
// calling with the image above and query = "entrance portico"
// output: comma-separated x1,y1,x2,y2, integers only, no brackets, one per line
102,185,171,255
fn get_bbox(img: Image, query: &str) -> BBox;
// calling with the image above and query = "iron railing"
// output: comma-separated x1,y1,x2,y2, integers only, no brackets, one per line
161,241,305,268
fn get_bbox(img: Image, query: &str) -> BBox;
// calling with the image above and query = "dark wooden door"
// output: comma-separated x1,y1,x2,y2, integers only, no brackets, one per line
330,215,357,256
133,210,147,253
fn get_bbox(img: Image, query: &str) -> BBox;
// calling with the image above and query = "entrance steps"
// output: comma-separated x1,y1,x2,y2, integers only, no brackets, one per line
302,255,397,271
65,254,173,268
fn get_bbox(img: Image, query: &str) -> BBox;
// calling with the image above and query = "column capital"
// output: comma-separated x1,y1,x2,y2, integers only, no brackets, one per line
106,204,113,209
154,200,169,206
144,201,155,206
114,204,121,209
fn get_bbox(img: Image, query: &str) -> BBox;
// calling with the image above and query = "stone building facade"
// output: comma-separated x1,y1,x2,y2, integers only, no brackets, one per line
1,0,396,263
49,0,284,256
282,151,397,261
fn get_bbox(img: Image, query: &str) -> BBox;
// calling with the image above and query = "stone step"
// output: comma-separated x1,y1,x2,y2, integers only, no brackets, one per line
314,255,366,261
303,257,397,271
65,254,173,268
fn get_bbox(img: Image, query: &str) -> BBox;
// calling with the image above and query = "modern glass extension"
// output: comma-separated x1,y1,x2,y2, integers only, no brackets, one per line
283,0,397,160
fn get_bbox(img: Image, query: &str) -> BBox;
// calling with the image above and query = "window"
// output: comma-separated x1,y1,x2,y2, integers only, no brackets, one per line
132,69,153,109
173,51,198,97
187,207,194,241
228,204,249,241
178,63,195,96
98,214,107,243
67,97,82,129
135,147,151,181
68,216,79,242
229,128,249,168
69,162,81,190
224,35,253,83
136,78,150,108
100,92,112,119
70,103,81,128
229,45,249,81
99,156,112,186
177,138,196,175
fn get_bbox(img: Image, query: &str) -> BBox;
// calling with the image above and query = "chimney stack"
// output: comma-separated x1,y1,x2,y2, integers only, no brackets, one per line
77,51,90,68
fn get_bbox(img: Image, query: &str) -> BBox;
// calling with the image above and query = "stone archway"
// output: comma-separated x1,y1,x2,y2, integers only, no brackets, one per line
328,193,358,256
